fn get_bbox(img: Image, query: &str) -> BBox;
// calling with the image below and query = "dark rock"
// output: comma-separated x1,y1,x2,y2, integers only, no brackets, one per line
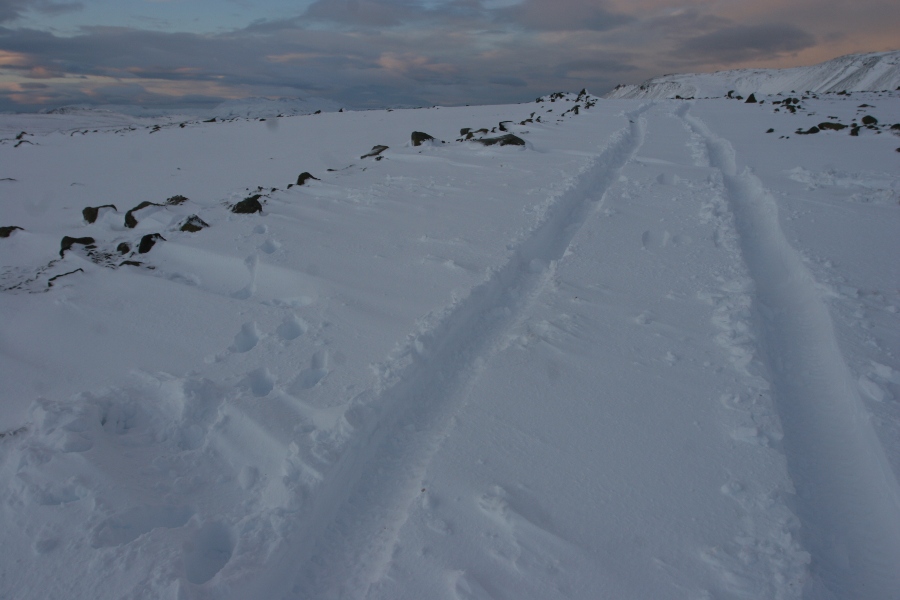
138,233,165,254
180,215,209,232
473,134,526,147
296,172,319,186
745,93,757,103
117,242,131,254
796,126,820,135
166,195,188,205
460,128,471,136
0,225,23,238
726,90,734,98
818,122,847,131
48,268,83,287
124,201,163,228
361,145,389,159
120,260,142,267
850,127,861,136
411,131,436,146
232,195,263,214
766,128,775,133
891,124,900,131
60,236,95,257
82,204,117,224
861,115,878,126
498,121,513,132
204,118,216,123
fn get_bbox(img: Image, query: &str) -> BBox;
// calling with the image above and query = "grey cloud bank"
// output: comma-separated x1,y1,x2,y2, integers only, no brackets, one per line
0,0,897,112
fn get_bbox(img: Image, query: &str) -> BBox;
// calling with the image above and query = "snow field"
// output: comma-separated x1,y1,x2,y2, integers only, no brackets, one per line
1,90,899,599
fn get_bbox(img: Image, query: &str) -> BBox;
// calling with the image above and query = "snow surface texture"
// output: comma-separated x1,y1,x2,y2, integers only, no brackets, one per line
1,86,900,600
605,50,900,100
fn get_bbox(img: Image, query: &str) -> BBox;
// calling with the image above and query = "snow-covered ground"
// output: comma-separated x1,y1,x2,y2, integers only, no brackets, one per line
605,50,900,100
1,89,899,599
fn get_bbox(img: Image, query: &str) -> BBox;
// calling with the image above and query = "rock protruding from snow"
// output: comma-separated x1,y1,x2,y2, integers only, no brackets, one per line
604,51,900,99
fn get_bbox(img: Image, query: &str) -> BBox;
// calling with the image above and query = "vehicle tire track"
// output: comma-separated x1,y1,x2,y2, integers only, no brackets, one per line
242,106,650,600
681,107,900,599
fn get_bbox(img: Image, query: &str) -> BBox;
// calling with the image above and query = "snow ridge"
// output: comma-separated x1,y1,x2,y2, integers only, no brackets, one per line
682,107,900,599
605,50,900,100
243,105,650,599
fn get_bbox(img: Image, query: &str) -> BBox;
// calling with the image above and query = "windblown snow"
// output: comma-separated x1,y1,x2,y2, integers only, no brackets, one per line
1,83,899,600
605,50,900,100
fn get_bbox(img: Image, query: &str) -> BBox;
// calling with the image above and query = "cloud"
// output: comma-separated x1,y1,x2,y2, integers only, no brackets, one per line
676,23,817,64
0,0,83,23
497,0,633,32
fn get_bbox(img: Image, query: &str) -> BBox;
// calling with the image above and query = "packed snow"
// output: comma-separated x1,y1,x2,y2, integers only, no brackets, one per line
605,50,900,100
1,83,899,600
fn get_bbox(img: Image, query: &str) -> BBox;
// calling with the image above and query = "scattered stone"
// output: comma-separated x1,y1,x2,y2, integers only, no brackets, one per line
296,172,319,186
120,260,142,267
361,145,389,159
850,127,861,136
796,126,820,135
232,195,263,214
498,121,514,132
861,115,878,126
745,93,757,103
138,233,165,254
818,122,848,131
473,134,526,147
82,204,117,224
117,242,131,254
59,236,96,257
460,128,471,136
180,215,209,232
124,201,163,228
166,195,189,205
48,268,84,287
411,131,436,146
766,128,775,133
0,225,23,238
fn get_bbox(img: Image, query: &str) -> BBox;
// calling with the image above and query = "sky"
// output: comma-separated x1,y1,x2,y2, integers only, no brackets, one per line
0,0,897,113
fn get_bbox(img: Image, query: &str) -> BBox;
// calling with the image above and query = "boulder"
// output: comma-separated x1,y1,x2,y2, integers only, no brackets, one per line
117,242,131,254
473,134,526,147
818,122,847,131
861,115,878,126
166,195,189,205
232,195,263,214
0,225,23,238
745,93,757,103
138,233,165,254
82,204,117,224
124,201,163,228
296,172,319,186
411,131,436,146
59,236,96,257
361,145,389,159
180,215,209,232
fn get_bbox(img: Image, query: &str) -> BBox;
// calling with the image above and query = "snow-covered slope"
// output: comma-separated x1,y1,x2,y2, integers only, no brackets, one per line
2,91,900,599
605,50,900,99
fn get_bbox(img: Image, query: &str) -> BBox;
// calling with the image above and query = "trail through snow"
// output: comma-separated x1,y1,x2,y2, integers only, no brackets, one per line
683,108,900,599
2,92,899,599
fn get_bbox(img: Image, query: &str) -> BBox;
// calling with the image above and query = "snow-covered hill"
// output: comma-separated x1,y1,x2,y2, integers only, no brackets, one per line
1,90,900,599
605,50,900,99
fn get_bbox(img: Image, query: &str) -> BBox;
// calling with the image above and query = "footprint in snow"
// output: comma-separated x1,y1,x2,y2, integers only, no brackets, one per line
183,521,235,585
289,349,329,393
245,367,275,397
276,314,308,341
231,321,261,353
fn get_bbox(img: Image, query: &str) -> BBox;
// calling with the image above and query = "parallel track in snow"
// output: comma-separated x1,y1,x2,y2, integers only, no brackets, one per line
256,107,650,599
681,108,900,599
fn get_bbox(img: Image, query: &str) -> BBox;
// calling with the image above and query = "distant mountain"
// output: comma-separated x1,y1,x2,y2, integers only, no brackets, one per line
604,50,900,99
209,96,342,119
